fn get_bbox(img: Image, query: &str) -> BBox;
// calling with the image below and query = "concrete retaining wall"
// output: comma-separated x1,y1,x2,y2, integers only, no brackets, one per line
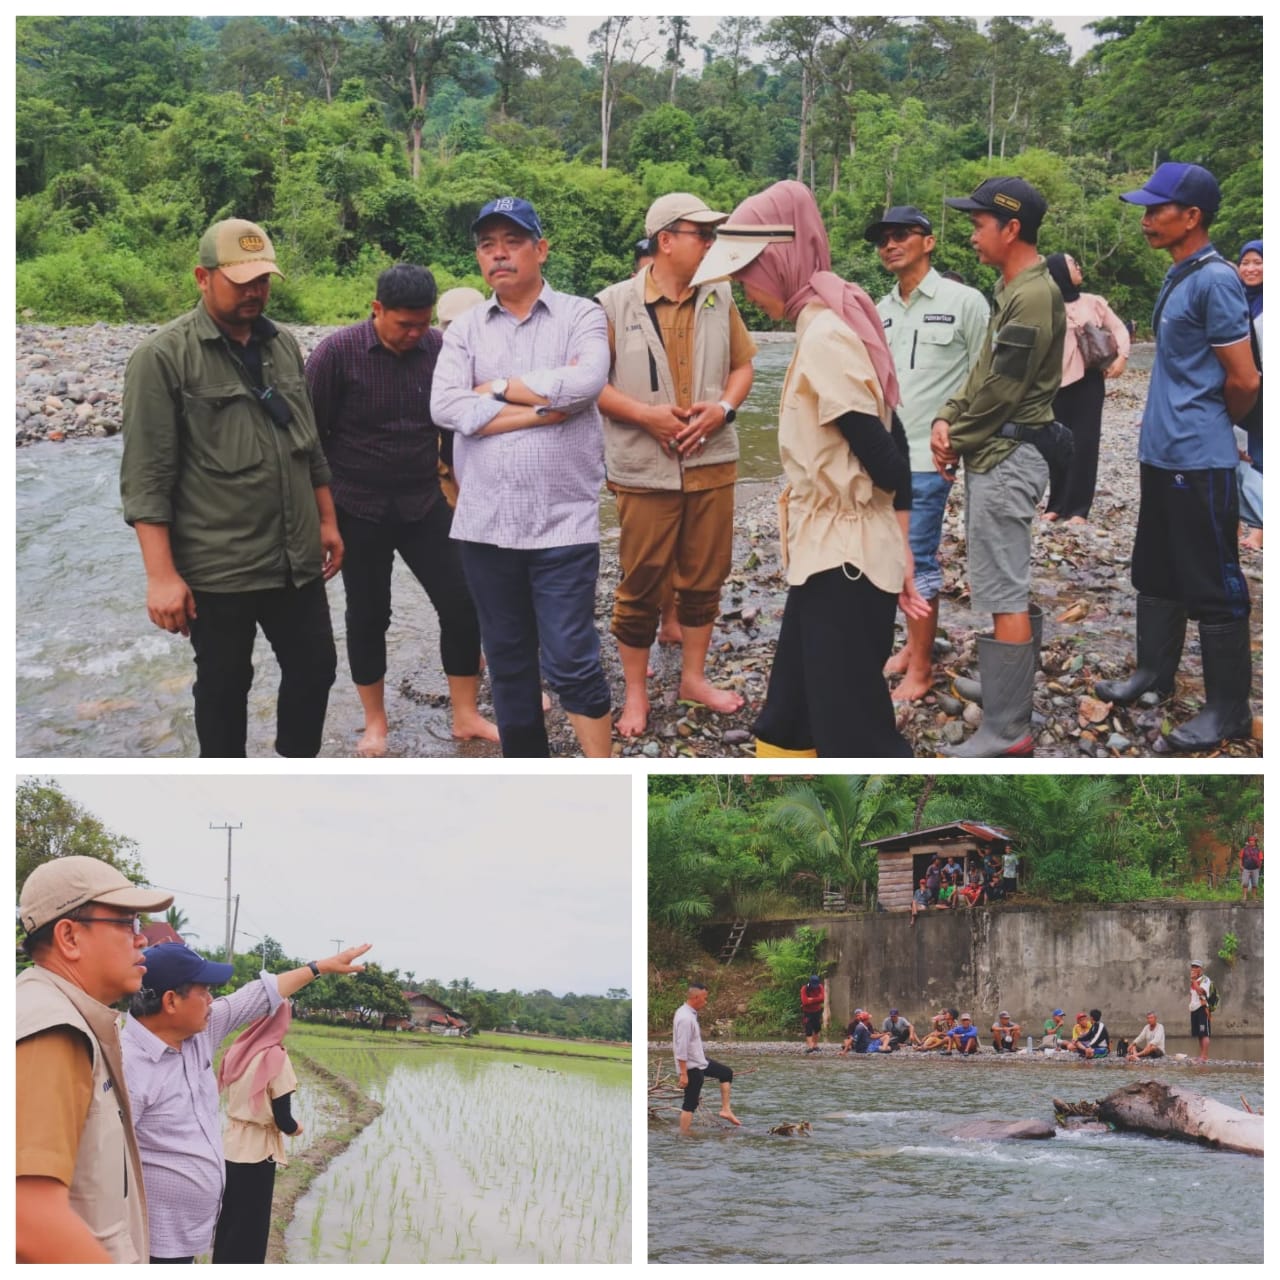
703,902,1262,1034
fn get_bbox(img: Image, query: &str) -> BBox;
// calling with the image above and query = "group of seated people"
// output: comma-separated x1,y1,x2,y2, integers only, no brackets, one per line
836,1005,1167,1060
911,850,1012,922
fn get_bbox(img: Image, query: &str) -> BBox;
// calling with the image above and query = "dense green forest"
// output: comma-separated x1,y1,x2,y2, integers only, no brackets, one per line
15,779,630,1041
648,774,1263,924
15,15,1262,327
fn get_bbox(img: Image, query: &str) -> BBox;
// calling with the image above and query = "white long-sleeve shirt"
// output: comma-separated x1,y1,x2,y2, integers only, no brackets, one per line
672,1002,708,1071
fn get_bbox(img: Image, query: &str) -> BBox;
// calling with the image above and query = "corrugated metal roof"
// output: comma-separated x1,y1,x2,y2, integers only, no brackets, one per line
862,820,1014,849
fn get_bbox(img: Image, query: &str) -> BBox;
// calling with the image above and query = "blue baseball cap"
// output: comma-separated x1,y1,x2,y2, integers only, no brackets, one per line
1052,1008,1065,1017
141,942,234,996
471,197,544,238
864,205,934,243
1120,163,1220,221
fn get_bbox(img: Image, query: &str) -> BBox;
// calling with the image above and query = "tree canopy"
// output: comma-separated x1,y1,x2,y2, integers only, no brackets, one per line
15,16,1262,328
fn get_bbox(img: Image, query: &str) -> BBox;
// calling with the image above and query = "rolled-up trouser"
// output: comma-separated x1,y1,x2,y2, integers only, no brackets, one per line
682,1059,733,1112
610,485,734,647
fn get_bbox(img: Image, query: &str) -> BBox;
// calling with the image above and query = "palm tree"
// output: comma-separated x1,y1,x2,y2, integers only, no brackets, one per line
165,905,196,940
766,775,913,908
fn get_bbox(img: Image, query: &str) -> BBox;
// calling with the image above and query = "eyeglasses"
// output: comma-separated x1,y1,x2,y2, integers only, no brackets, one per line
875,227,925,249
666,227,718,243
70,913,143,935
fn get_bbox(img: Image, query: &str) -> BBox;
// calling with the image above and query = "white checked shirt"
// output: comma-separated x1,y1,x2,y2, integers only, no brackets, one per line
122,973,283,1257
431,281,610,549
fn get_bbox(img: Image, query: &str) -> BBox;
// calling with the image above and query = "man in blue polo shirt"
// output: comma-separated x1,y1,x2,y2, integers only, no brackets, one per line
1099,164,1258,751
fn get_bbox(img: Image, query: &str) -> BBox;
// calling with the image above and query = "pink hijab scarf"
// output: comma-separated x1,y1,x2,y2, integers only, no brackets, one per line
731,180,900,408
217,1000,292,1114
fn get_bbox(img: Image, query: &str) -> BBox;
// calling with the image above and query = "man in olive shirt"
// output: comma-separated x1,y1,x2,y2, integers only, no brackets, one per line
930,178,1065,757
120,218,342,757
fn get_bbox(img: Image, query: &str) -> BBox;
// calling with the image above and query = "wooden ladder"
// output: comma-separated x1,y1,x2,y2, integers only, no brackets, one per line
718,919,748,965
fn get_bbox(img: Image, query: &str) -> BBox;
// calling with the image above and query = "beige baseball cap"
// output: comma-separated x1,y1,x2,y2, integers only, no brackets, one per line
436,286,486,329
198,218,285,284
689,223,796,287
20,855,174,934
644,192,729,238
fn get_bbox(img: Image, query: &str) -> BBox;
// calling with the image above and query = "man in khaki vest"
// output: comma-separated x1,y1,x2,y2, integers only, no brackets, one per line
16,856,174,1263
597,193,757,737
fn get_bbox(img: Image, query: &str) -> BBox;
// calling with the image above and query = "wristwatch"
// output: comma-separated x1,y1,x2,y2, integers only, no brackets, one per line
307,960,321,978
491,378,509,402
718,400,737,425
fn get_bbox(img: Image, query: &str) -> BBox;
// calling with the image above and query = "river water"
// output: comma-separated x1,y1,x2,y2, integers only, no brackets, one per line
648,1052,1262,1263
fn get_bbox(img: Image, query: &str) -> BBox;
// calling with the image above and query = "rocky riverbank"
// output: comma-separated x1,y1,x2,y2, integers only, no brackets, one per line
16,325,1263,758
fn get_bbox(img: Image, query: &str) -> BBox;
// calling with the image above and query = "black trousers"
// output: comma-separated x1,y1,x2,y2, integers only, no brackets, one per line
211,1158,277,1264
188,577,336,757
1047,369,1105,518
336,501,482,687
1131,464,1250,624
753,564,912,757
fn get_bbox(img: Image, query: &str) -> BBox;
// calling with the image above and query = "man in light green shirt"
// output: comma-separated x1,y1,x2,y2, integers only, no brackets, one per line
869,206,989,702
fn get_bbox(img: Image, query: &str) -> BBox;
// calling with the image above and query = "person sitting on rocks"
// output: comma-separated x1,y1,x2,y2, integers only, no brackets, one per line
1125,1011,1166,1060
916,1008,958,1051
882,1008,919,1049
1042,1008,1069,1047
990,1011,1022,1052
946,1013,981,1055
1067,1009,1109,1059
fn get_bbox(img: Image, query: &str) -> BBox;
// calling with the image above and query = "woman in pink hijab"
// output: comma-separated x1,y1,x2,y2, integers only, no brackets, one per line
211,1001,302,1263
692,181,926,756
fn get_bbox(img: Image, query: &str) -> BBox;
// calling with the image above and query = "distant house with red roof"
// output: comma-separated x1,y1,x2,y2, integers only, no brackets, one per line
863,821,1016,912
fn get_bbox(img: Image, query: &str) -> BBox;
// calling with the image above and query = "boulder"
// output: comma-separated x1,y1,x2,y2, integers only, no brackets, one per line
950,1118,1056,1141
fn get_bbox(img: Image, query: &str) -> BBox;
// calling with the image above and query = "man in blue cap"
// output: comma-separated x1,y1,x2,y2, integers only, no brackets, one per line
122,939,371,1261
431,196,613,757
1098,163,1258,751
868,205,989,703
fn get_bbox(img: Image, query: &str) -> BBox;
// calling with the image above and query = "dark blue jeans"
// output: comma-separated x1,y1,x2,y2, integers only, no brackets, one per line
187,577,336,757
457,540,610,757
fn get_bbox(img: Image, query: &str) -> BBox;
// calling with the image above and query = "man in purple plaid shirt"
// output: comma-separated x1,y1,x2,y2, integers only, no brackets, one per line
431,196,613,757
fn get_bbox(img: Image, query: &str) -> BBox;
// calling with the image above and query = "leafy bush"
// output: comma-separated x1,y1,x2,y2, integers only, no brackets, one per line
746,926,827,1035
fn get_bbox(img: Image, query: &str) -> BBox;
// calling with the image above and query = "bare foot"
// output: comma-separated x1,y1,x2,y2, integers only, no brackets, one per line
719,1108,741,1126
1241,529,1263,550
451,711,501,743
1066,516,1088,526
541,690,551,712
883,645,911,677
890,669,934,702
679,675,744,715
1041,511,1059,522
355,726,388,757
615,691,651,738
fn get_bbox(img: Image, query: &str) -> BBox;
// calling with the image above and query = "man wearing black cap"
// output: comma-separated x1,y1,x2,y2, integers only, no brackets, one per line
868,206,990,702
121,218,341,758
431,196,613,757
930,178,1065,756
1098,163,1258,751
17,856,174,1262
122,940,371,1260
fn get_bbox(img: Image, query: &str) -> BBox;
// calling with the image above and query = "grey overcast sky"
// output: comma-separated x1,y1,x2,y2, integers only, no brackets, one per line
34,775,632,996
552,13,1100,65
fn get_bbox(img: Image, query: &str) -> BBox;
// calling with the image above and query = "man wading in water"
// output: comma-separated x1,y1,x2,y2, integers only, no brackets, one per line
673,982,739,1131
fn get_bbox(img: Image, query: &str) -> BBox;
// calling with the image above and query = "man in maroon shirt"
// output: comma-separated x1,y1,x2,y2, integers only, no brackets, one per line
306,264,498,755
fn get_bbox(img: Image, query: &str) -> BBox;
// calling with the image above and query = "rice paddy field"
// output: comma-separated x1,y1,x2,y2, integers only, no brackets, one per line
281,1030,631,1263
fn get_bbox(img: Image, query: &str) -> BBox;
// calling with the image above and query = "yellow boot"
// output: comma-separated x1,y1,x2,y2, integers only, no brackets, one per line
754,739,818,758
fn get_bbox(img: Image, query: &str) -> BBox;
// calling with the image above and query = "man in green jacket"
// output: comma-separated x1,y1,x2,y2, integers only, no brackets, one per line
120,218,342,757
930,178,1065,757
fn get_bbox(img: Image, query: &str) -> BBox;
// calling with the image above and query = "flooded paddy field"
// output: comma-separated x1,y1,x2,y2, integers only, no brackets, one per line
285,1038,630,1263
649,1051,1262,1263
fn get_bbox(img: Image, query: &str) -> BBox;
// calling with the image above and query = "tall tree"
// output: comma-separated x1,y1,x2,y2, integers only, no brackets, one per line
704,16,763,103
475,16,565,119
661,17,692,104
589,17,656,170
289,17,348,103
763,17,834,184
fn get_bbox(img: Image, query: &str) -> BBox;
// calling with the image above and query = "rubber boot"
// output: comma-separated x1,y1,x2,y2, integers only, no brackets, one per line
939,637,1035,757
754,739,819,758
952,604,1043,706
1094,595,1186,704
1166,620,1253,751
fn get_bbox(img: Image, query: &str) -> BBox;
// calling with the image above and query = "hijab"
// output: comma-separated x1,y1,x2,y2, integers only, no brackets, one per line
1045,252,1081,304
217,1000,291,1114
729,180,900,408
1239,239,1263,319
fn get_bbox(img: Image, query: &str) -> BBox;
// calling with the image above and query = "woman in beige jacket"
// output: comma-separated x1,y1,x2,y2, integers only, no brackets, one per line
1044,252,1130,523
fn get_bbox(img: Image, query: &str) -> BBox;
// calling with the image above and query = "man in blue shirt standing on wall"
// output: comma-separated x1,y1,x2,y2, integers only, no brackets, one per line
1098,164,1259,750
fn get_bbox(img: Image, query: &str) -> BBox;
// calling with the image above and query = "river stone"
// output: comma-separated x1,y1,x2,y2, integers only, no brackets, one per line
1106,733,1131,752
942,720,966,745
950,1118,1056,1141
962,701,983,727
722,729,752,745
642,741,660,757
935,693,964,716
25,372,54,393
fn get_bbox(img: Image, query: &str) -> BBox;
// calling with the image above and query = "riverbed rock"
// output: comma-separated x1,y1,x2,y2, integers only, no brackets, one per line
949,1118,1056,1141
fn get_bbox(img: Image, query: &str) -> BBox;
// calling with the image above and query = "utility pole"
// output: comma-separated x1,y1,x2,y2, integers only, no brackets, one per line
211,822,243,961
331,938,345,954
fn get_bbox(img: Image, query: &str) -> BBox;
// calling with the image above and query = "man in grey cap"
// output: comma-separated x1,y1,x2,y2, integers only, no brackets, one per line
123,939,372,1261
930,177,1065,756
16,855,174,1262
596,192,757,737
120,217,341,758
868,206,989,702
431,196,612,757
1098,163,1258,751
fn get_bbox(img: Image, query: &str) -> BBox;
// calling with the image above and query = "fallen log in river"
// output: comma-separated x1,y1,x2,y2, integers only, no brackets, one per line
1057,1082,1262,1157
